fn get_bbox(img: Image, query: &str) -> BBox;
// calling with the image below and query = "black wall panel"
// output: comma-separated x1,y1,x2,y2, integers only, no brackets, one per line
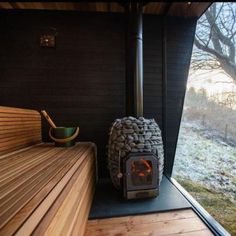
0,11,126,178
143,15,163,127
165,17,197,175
0,10,197,178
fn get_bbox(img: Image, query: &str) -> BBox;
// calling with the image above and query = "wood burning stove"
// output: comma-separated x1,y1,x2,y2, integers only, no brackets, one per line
123,153,159,199
107,116,164,200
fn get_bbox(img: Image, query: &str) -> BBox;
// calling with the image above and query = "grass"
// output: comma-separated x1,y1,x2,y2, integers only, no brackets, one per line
176,178,236,236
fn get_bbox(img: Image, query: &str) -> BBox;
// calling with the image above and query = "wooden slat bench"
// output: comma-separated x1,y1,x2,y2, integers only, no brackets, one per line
0,106,97,236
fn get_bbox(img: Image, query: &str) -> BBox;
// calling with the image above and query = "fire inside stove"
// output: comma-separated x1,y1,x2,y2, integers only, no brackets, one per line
131,159,152,185
123,153,159,199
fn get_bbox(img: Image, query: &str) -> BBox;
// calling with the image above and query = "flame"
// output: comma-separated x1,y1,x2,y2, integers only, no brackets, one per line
132,159,152,177
138,172,145,177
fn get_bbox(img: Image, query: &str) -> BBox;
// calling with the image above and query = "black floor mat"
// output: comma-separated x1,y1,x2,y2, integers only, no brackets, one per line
88,176,191,219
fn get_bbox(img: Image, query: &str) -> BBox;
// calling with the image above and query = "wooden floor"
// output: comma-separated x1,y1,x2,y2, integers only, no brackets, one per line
85,209,214,236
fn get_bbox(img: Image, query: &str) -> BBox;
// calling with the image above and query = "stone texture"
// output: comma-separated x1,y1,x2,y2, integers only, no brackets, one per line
107,116,164,190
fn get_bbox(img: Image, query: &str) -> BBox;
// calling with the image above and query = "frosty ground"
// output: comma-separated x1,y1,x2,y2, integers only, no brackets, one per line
172,120,236,202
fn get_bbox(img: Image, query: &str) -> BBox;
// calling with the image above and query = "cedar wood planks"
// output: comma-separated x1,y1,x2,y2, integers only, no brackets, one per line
0,106,97,236
85,209,214,236
0,142,96,236
0,106,41,155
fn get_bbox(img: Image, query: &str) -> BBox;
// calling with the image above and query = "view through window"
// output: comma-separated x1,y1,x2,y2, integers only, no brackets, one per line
172,2,236,235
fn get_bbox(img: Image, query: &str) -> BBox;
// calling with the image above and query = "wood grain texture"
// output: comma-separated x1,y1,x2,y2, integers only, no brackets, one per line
0,2,211,17
0,142,97,236
85,209,214,236
0,106,42,155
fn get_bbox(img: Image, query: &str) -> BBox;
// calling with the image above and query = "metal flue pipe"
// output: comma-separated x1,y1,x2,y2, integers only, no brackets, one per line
125,2,143,117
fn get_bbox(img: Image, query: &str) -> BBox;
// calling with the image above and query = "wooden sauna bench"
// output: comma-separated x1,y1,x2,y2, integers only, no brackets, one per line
0,106,97,236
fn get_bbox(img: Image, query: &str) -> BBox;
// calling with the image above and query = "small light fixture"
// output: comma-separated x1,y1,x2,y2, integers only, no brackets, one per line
40,27,57,48
40,35,55,47
187,2,191,5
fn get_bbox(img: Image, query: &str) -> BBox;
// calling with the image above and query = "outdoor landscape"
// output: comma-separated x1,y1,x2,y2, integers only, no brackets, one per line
172,2,236,235
173,84,236,234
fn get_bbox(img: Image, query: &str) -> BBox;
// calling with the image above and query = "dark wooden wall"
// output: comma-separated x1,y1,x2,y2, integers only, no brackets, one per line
0,10,196,178
165,17,197,175
143,16,163,126
0,11,126,178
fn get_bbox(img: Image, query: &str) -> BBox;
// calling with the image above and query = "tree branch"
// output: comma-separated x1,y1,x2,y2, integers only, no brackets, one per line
194,38,236,81
205,8,235,62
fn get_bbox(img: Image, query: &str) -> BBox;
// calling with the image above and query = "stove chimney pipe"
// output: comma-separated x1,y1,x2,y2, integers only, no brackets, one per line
125,2,143,117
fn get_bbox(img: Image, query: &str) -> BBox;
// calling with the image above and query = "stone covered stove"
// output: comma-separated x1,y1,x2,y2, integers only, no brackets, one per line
108,116,164,199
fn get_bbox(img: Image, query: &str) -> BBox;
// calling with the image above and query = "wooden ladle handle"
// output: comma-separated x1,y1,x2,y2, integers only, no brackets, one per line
41,110,57,128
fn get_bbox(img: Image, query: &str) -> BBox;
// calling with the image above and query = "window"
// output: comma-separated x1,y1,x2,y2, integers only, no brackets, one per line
172,3,236,235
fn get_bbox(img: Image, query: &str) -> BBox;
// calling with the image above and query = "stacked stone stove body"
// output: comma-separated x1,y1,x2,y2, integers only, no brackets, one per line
108,116,164,199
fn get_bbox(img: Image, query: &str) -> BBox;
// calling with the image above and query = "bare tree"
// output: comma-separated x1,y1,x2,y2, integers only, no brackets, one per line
192,3,236,82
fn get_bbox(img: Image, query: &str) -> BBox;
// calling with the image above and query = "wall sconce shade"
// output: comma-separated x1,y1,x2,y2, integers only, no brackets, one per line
40,34,56,48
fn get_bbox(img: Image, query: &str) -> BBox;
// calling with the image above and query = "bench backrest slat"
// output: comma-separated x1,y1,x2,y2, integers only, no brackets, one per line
0,106,42,155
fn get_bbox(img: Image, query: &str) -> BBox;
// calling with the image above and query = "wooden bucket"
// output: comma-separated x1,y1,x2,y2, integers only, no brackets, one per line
49,127,79,147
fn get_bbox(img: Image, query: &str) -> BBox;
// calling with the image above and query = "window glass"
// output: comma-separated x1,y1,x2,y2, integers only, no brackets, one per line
172,3,236,235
